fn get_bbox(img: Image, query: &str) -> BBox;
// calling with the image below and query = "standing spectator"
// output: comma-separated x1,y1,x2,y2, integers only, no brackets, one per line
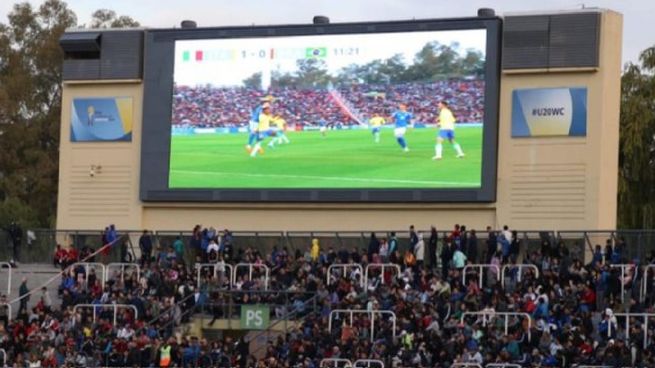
18,277,29,317
486,226,497,262
452,247,467,271
139,230,153,267
0,294,8,327
441,239,452,279
367,233,380,260
7,221,23,263
510,230,521,262
414,233,425,268
409,225,418,252
502,225,512,245
388,232,399,257
173,236,185,263
428,227,438,269
379,238,389,262
310,238,320,263
467,229,478,264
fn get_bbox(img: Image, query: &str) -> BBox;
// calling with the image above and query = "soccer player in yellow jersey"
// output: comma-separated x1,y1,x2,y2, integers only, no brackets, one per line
268,115,290,148
369,113,385,143
250,103,274,157
434,101,465,160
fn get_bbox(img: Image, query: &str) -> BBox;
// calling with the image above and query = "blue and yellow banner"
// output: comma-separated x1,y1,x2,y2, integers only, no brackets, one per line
511,87,587,137
70,97,133,142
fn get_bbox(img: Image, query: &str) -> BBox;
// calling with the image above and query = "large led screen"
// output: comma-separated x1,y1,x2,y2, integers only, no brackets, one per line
169,29,487,189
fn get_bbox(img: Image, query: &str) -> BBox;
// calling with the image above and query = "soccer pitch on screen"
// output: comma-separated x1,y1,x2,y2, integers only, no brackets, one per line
169,127,482,189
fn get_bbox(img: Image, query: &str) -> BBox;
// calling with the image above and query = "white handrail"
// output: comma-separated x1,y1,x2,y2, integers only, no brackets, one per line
233,263,270,290
0,263,11,295
641,264,655,303
462,264,500,288
195,263,234,289
73,303,138,325
106,262,141,284
328,309,397,342
0,348,6,367
607,312,655,349
0,303,12,322
461,311,532,340
501,264,539,288
70,262,107,286
353,359,384,368
610,264,635,303
327,263,364,288
365,263,401,288
320,358,353,368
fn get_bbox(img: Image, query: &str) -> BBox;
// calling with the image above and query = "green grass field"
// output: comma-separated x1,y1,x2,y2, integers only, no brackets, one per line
169,127,482,189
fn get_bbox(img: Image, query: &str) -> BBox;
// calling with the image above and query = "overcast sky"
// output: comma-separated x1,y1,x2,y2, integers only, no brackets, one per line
1,0,652,66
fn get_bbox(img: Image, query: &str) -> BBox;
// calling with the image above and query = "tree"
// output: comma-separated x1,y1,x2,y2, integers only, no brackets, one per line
295,58,330,88
242,72,262,89
88,9,140,28
0,1,140,229
617,46,655,229
0,0,77,228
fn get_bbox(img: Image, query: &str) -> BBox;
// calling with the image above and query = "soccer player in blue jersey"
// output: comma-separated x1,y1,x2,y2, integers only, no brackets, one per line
392,103,412,152
246,95,274,152
319,119,327,138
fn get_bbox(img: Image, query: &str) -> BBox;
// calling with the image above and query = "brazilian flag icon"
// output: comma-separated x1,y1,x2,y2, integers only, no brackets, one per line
305,47,327,58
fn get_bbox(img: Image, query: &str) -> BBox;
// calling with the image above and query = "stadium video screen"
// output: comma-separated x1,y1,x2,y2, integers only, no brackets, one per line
168,29,487,189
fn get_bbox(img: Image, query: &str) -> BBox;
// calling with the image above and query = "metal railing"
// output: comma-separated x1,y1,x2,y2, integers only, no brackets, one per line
6,228,655,266
320,358,354,368
327,263,364,287
0,348,6,368
365,263,401,288
607,312,655,349
501,264,539,288
73,303,138,325
195,262,233,290
199,290,317,330
462,264,501,288
641,264,655,303
0,303,12,321
461,311,533,340
106,262,140,284
609,264,635,303
0,263,11,295
232,263,270,290
328,309,397,342
70,262,107,286
353,359,385,368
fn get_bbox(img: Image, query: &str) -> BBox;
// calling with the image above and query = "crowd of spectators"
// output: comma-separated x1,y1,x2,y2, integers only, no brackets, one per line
1,223,655,367
171,80,484,129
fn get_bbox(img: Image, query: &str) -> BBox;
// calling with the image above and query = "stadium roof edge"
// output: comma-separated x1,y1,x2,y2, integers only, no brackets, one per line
64,15,502,34
502,7,614,16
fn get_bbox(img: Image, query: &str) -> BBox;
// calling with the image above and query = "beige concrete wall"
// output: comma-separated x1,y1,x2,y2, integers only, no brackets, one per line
55,10,622,233
495,11,622,231
56,82,144,231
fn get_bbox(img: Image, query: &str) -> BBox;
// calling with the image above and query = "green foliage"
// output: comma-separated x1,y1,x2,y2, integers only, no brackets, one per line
270,41,484,89
618,46,655,229
242,72,262,89
87,9,140,29
0,1,138,229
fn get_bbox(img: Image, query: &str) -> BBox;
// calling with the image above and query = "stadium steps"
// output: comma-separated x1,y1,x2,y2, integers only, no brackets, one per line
1,263,60,309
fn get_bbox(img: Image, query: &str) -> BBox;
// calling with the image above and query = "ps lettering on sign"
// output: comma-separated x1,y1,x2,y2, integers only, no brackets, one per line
240,305,270,330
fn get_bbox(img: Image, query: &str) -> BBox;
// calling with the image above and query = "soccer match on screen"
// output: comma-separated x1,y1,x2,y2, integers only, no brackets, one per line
169,30,487,189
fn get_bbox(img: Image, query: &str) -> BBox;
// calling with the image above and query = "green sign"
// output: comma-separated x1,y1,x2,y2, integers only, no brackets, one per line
240,305,269,330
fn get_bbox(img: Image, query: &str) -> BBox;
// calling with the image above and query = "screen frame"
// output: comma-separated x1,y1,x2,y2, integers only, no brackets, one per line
140,17,501,203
